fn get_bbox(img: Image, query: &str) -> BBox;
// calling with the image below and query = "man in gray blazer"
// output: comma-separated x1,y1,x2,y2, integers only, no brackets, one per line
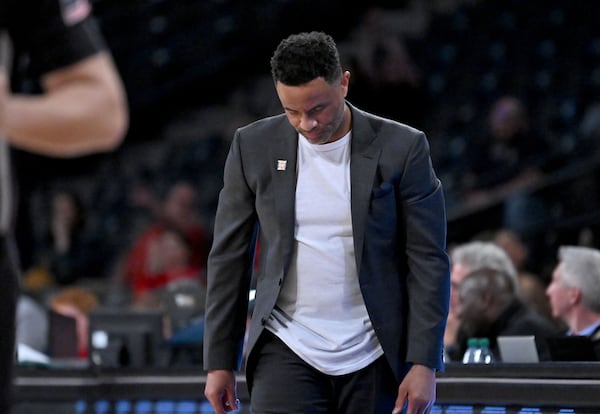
204,31,450,414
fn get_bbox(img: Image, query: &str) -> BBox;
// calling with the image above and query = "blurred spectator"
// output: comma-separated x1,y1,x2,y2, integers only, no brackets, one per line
150,228,199,284
458,267,558,361
126,170,164,232
133,226,203,306
445,241,518,360
546,246,600,358
120,181,208,301
459,96,553,250
492,228,556,325
460,95,548,194
25,189,107,286
49,286,100,359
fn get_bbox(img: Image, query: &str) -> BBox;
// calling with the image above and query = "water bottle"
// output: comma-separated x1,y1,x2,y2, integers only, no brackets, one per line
462,337,479,364
475,338,495,364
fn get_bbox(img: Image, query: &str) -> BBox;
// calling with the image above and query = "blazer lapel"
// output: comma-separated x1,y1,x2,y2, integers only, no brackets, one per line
349,105,381,274
272,126,298,272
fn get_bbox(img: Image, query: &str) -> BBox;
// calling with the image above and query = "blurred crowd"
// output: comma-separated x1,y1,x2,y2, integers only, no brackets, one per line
13,0,600,364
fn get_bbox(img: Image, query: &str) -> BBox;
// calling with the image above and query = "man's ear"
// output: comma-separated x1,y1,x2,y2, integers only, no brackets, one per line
569,286,582,305
341,71,350,97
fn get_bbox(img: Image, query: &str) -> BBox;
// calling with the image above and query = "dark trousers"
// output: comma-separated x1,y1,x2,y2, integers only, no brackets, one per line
0,236,19,413
246,331,399,414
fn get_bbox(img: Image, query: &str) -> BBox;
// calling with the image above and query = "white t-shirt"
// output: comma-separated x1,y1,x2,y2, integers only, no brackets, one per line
266,131,383,375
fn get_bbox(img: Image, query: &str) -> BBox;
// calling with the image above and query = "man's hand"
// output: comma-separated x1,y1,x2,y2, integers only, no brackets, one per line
393,364,436,414
204,369,240,414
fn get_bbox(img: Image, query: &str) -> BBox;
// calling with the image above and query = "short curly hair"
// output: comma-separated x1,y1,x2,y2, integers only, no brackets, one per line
270,31,343,86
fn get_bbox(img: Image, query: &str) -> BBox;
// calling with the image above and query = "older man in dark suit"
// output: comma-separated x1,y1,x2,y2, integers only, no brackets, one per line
203,31,450,414
546,246,600,360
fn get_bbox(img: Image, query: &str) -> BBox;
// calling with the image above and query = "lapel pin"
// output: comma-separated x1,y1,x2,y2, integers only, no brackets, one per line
277,159,287,171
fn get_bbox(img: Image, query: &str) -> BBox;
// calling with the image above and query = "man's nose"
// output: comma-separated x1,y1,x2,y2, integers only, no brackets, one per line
299,115,317,131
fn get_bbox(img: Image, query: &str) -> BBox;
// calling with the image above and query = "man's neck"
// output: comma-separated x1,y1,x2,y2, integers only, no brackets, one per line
569,307,600,335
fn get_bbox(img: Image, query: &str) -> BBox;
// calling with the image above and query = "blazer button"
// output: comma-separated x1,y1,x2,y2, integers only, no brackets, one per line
278,278,283,286
261,318,266,325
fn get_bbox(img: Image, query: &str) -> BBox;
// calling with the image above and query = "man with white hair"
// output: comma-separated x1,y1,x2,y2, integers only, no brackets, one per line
458,267,558,360
546,246,600,359
445,241,519,360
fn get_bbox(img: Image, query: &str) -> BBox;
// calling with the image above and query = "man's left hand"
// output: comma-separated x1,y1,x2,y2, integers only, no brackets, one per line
392,364,436,414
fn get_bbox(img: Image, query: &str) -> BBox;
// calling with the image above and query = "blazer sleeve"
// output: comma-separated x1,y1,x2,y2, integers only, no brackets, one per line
401,132,450,371
203,130,256,371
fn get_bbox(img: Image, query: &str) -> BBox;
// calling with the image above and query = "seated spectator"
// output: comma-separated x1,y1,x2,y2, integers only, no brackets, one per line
445,241,519,360
120,180,208,301
49,286,100,359
133,226,204,307
492,228,557,325
458,267,559,361
546,246,600,359
25,189,107,286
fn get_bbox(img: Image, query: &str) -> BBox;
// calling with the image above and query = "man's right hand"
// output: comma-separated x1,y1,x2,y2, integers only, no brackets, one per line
204,369,240,414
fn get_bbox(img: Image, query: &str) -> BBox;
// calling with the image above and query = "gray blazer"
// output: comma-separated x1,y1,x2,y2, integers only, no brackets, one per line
203,103,450,380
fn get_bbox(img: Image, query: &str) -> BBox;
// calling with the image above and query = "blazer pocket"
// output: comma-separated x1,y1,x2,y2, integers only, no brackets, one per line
372,182,394,199
368,183,397,242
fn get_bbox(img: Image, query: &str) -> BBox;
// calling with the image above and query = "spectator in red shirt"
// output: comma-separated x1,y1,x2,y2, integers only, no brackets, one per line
123,181,208,301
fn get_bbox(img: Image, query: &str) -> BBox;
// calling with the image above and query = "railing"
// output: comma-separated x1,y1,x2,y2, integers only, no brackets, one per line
12,362,600,413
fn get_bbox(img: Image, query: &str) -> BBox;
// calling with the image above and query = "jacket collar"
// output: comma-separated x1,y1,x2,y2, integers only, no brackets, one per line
348,103,381,272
